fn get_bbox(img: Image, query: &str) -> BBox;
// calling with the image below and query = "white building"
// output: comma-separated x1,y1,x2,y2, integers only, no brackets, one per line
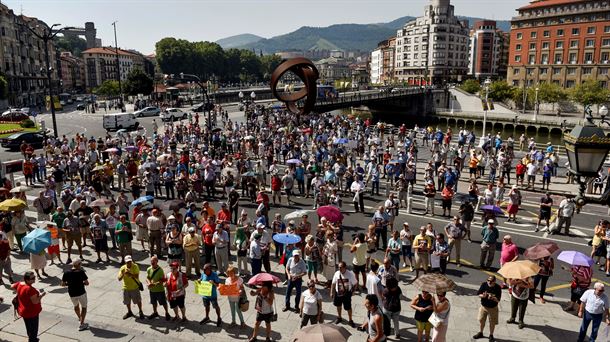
82,47,145,90
370,49,383,85
394,0,470,85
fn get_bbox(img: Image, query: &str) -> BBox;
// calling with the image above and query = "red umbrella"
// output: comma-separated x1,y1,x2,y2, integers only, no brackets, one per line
524,241,560,260
247,272,281,286
301,127,312,134
317,205,344,223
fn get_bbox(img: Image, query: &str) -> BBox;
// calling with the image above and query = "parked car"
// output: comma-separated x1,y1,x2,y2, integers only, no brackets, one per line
0,131,46,150
191,103,205,112
134,106,160,117
160,108,187,121
76,103,86,110
0,109,29,122
103,113,139,131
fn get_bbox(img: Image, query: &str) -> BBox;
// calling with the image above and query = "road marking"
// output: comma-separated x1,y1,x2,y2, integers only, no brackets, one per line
546,278,610,293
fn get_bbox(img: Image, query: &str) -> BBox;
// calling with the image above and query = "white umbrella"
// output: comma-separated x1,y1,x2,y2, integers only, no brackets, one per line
10,185,31,193
157,154,171,163
284,209,314,221
244,135,255,140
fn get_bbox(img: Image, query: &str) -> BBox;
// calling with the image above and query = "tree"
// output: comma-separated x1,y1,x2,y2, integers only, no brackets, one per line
488,81,516,102
239,49,262,83
528,82,567,111
54,35,88,57
124,68,153,96
0,74,8,100
259,54,282,81
570,80,610,113
155,37,195,76
460,79,480,94
93,80,120,97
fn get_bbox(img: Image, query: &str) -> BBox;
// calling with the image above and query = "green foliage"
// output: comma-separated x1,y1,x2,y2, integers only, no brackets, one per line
529,82,567,105
124,68,154,96
94,80,120,97
570,80,610,109
488,81,516,102
20,119,35,128
259,54,282,81
460,79,481,94
54,35,88,57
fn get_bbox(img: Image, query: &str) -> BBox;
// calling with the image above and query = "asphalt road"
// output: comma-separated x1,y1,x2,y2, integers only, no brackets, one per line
3,103,608,302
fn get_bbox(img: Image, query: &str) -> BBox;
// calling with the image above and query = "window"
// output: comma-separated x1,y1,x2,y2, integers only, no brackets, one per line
605,26,610,34
585,39,595,47
582,67,592,75
515,55,521,62
542,42,550,49
553,68,561,75
513,68,520,75
602,52,609,62
528,54,536,64
584,52,593,63
603,39,610,47
569,52,577,63
530,31,537,38
557,29,564,36
587,26,595,34
572,28,579,35
556,41,564,48
566,80,575,88
540,68,548,75
516,44,522,51
517,32,523,40
554,53,563,63
570,40,579,48
526,68,534,75
600,68,609,75
543,30,550,37
541,54,549,64
529,43,536,50
567,67,577,75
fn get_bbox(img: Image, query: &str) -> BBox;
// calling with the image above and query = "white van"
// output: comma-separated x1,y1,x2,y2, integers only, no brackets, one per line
103,113,139,131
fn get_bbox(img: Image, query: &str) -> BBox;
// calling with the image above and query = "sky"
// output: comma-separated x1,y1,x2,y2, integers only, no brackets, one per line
4,0,526,54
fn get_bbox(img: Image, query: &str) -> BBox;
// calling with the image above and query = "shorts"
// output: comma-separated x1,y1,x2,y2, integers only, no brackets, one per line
150,291,167,306
517,173,524,181
67,232,82,246
415,253,429,271
203,297,220,309
123,289,142,305
442,199,452,209
527,175,535,182
478,306,499,325
80,227,91,236
402,245,412,258
306,260,318,273
256,312,273,323
416,320,432,332
333,293,352,311
47,244,60,255
353,264,366,274
169,295,185,309
70,294,88,308
507,204,519,214
539,210,551,220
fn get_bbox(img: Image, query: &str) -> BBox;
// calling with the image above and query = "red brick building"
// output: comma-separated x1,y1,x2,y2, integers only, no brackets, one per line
507,0,610,90
468,20,510,79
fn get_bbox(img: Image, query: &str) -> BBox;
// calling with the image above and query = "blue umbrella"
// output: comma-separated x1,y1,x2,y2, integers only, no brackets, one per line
131,195,154,206
480,205,504,215
333,138,349,145
241,171,256,177
22,229,51,254
273,233,301,245
286,159,302,165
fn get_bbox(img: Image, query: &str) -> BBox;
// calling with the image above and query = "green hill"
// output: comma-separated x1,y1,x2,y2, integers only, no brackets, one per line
216,34,263,49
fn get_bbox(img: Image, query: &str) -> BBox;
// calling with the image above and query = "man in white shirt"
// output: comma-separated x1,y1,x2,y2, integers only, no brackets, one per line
350,176,365,213
553,196,576,236
365,262,383,304
212,224,229,275
526,162,538,188
578,282,610,342
331,261,357,327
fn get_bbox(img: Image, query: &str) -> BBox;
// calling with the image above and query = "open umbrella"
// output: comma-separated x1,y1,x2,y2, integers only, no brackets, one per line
22,229,51,254
104,147,119,153
116,129,127,134
244,135,255,140
90,198,115,207
480,205,504,215
157,154,171,163
241,171,256,177
277,127,287,132
333,138,349,145
273,233,301,245
125,146,138,152
9,185,31,193
247,272,281,286
131,195,154,207
161,199,186,211
317,205,343,223
558,250,594,267
413,273,456,294
498,260,540,279
33,221,57,227
0,198,27,211
284,210,313,221
212,127,223,133
524,241,560,260
292,323,351,342
92,165,106,172
286,159,302,165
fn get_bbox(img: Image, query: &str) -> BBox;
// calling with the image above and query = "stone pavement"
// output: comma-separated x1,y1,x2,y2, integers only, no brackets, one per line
0,246,588,342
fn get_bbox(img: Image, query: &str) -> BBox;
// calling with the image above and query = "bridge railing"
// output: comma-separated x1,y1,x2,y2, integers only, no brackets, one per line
314,88,426,107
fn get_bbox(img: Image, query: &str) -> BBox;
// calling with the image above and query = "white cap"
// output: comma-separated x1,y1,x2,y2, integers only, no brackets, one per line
293,250,301,256
124,255,133,262
256,223,265,229
168,215,176,220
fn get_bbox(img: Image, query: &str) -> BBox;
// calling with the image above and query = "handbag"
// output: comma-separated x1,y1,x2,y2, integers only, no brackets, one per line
239,288,250,312
428,312,442,328
135,279,144,292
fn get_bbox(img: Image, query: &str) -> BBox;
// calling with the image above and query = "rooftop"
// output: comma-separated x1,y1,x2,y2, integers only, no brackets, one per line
82,47,139,57
517,0,589,11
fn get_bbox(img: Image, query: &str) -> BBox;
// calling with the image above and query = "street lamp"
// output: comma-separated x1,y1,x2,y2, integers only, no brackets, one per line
534,87,540,122
600,105,609,119
25,23,74,138
564,110,610,209
482,77,492,140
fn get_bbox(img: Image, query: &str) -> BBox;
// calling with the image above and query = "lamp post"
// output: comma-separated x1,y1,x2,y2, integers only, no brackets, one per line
177,72,212,144
482,77,492,140
25,23,74,138
111,21,123,108
564,109,610,210
534,87,540,122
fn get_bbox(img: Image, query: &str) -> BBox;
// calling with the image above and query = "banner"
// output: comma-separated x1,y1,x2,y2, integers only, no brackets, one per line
194,280,213,296
218,283,239,296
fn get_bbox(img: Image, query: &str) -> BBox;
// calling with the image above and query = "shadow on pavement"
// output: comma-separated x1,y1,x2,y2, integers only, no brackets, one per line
89,326,129,339
525,323,580,341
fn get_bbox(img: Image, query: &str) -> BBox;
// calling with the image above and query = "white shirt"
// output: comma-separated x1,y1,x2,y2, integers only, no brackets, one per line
332,270,357,295
580,289,610,315
559,199,575,218
301,289,322,315
365,272,383,303
527,163,537,176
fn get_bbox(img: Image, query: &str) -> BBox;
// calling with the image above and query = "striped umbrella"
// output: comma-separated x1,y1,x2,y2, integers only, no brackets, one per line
413,273,456,294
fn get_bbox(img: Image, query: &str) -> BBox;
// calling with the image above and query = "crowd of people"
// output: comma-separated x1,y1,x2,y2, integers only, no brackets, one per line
1,102,607,342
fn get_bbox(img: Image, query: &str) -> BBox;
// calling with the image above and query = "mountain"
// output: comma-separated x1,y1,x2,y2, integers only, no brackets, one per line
223,15,511,54
216,34,263,49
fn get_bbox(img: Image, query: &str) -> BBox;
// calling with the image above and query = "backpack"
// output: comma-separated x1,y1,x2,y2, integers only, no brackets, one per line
368,309,392,338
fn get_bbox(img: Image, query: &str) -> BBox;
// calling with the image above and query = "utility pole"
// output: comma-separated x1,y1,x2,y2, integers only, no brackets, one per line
522,65,527,115
111,21,123,105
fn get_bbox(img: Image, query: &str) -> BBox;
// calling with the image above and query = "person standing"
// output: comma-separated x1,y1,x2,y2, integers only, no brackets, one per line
533,256,554,304
183,227,202,278
506,277,534,329
431,291,451,342
578,282,610,342
299,279,323,328
322,230,338,288
0,229,14,285
535,192,553,232
61,259,89,331
473,276,502,341
225,266,246,327
212,223,230,275
331,261,357,327
146,256,171,320
12,271,44,342
499,235,519,267
249,281,275,342
444,216,465,267
458,200,474,242
480,220,499,270
199,263,222,327
382,277,402,339
166,261,188,322
284,250,306,313
117,255,145,319
506,186,521,223
386,230,402,270
115,215,133,264
359,294,386,342
413,227,431,278
350,175,365,213
554,196,576,236
146,209,164,257
250,233,263,276
411,290,434,342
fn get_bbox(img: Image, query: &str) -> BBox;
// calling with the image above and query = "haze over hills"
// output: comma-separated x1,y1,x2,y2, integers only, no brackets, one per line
216,15,511,53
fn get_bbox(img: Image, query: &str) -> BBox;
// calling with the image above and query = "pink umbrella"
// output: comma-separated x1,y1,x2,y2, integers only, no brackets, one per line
317,205,344,223
247,273,281,286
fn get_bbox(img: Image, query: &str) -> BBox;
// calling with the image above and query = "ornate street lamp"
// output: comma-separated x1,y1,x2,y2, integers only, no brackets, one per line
564,108,610,208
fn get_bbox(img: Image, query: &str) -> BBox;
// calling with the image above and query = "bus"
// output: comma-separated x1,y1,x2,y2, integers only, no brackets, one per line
317,85,338,100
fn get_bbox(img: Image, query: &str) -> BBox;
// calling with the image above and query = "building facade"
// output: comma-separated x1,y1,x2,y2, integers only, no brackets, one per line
314,57,351,85
370,48,383,84
0,4,60,108
59,52,86,93
468,20,510,79
508,0,610,90
82,47,146,90
394,0,470,85
370,38,397,85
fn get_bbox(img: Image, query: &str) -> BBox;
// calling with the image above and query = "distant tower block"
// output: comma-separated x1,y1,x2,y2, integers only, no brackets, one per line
85,22,97,49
